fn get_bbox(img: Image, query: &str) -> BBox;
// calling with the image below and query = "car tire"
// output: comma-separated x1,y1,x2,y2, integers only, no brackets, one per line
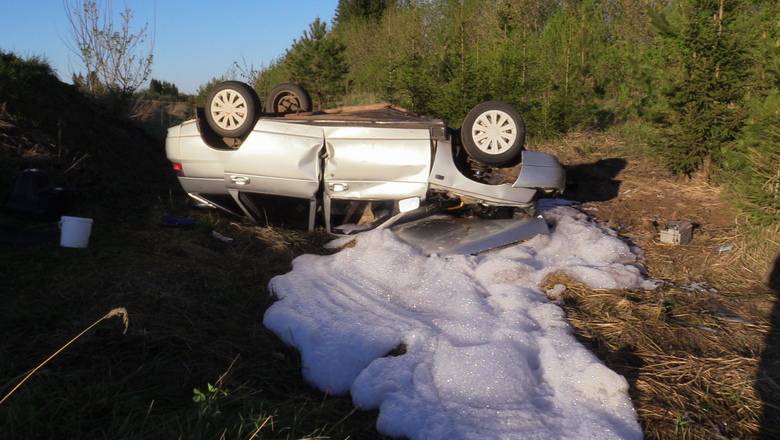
204,81,260,138
461,101,525,168
265,83,312,114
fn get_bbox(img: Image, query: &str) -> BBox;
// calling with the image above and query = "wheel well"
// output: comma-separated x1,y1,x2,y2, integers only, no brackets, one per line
195,107,249,150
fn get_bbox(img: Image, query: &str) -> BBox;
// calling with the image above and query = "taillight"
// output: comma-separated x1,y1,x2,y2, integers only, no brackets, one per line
172,162,183,175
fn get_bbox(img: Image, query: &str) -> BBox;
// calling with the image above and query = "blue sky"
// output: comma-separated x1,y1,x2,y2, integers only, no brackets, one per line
0,1,339,93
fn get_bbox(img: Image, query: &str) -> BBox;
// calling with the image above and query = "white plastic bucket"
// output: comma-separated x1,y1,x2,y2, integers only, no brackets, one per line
59,216,94,248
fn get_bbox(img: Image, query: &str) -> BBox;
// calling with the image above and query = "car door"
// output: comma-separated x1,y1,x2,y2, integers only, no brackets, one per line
322,125,432,201
223,120,324,199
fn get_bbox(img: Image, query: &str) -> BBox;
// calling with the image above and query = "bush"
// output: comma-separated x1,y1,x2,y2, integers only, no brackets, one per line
0,51,60,125
650,0,750,176
143,79,181,101
722,92,780,226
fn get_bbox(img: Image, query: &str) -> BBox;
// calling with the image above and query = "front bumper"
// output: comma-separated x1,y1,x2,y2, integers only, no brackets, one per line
513,151,566,193
428,142,565,207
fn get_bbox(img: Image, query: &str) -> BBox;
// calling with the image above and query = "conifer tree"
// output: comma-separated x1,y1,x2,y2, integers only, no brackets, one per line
208,0,778,225
726,92,780,225
334,0,393,26
653,0,750,175
284,18,348,109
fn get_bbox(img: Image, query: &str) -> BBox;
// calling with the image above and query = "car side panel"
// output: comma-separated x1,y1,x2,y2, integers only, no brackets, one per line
223,121,324,199
167,120,234,179
323,126,431,200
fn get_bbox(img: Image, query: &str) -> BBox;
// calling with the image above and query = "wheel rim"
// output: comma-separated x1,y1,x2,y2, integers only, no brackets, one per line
471,110,517,155
275,92,301,113
210,89,249,131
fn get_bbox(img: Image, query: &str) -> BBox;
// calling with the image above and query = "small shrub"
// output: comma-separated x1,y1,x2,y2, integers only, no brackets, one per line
722,92,780,226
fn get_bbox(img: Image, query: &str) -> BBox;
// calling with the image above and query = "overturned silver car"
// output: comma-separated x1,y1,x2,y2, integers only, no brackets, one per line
165,82,565,242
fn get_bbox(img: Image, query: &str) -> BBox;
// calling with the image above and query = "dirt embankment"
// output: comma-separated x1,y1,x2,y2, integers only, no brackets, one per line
0,97,174,217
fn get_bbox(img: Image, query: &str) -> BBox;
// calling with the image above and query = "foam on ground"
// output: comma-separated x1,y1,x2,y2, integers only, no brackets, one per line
264,202,651,439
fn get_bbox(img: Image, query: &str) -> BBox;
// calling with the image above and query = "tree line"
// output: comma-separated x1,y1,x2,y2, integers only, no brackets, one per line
250,0,777,225
59,0,777,225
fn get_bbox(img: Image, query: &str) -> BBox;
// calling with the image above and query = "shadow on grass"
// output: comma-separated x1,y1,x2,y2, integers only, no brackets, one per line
564,158,627,203
0,204,385,439
758,253,780,439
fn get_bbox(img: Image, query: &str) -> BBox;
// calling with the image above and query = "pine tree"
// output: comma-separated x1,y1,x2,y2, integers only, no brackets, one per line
334,0,393,26
653,0,751,175
383,53,436,115
725,92,780,225
284,18,349,109
148,79,178,98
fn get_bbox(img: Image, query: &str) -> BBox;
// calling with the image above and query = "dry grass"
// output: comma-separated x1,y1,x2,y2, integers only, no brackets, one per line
0,308,129,406
535,132,780,439
543,273,771,439
227,222,333,258
0,64,382,438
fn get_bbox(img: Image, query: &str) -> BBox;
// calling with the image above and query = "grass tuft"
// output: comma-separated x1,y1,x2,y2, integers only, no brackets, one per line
1,307,129,406
543,272,774,438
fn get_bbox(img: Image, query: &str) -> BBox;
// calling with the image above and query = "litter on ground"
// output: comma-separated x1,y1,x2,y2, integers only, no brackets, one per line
717,243,734,253
658,220,693,245
264,201,655,440
160,214,195,227
211,230,234,243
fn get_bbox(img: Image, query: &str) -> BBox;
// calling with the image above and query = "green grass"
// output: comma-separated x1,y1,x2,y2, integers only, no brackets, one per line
0,197,384,439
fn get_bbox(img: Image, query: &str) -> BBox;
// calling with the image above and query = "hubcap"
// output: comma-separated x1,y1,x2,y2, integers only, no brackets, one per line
211,89,248,130
276,93,301,113
471,110,517,155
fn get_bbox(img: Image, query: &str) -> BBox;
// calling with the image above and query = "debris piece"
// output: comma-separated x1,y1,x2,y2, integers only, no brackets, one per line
160,214,195,227
211,230,234,243
392,215,549,256
545,283,567,304
3,169,69,218
658,220,693,245
681,282,718,294
717,244,734,253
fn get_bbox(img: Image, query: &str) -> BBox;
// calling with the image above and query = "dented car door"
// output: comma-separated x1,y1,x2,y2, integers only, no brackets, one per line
223,120,324,199
322,126,432,201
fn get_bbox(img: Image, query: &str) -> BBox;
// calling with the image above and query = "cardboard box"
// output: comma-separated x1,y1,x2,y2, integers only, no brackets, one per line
659,220,693,245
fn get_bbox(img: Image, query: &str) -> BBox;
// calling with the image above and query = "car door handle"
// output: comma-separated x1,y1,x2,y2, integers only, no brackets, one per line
230,175,250,185
328,182,349,192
